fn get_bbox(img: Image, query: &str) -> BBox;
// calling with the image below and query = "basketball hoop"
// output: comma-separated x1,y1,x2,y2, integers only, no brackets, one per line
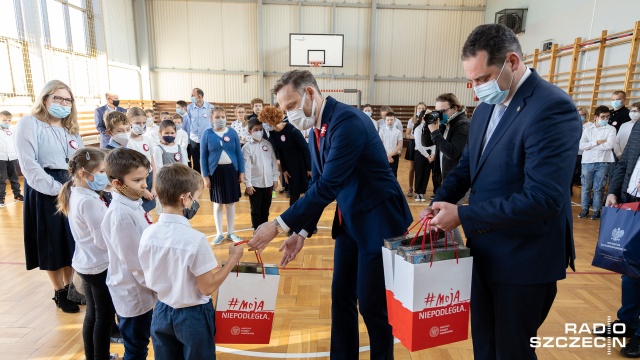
308,61,324,68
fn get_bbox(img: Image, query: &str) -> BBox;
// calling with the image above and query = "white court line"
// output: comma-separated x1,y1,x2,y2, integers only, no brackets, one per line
217,339,401,358
206,226,332,239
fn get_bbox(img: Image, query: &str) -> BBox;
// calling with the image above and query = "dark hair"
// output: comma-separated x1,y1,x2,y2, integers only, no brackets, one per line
156,163,203,207
160,111,170,116
380,105,393,113
594,105,611,117
435,93,464,112
272,70,321,96
57,148,107,215
105,111,129,132
363,104,372,110
194,88,204,97
247,118,262,131
159,119,176,132
385,112,395,118
461,24,523,68
613,90,627,99
105,147,150,182
144,108,154,115
631,102,640,109
251,98,264,106
0,110,12,117
176,100,187,108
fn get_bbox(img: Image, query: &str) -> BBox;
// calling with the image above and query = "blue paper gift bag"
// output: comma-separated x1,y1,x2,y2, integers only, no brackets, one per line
592,206,640,278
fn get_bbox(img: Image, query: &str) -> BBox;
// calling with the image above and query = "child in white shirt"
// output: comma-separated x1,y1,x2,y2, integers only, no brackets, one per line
171,113,189,149
126,107,157,213
0,110,23,206
139,163,243,360
102,147,158,359
153,120,188,213
242,119,279,229
378,112,403,178
57,148,119,360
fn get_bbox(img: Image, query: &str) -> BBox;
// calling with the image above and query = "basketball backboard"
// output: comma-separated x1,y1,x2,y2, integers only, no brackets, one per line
289,33,344,67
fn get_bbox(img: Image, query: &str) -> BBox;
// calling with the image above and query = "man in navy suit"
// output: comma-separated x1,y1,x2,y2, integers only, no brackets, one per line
422,24,580,359
95,91,126,148
249,70,412,359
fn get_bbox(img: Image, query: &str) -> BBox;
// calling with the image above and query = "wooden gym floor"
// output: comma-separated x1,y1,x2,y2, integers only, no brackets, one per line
0,153,620,360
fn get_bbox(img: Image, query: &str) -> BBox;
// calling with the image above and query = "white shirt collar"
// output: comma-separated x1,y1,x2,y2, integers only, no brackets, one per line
72,186,101,199
157,213,191,227
112,192,143,210
503,67,532,108
315,98,327,129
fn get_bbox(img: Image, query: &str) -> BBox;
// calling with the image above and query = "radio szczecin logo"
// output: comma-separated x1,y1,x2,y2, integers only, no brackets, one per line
530,319,626,355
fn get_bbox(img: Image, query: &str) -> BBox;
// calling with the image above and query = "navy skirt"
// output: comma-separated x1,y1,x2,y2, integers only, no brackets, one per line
404,139,416,161
23,168,75,271
209,164,240,204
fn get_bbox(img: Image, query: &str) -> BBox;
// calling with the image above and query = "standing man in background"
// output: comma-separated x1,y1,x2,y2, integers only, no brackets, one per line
184,88,214,173
609,90,631,132
95,91,126,148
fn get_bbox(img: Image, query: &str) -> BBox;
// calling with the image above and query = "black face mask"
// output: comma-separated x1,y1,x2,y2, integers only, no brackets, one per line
183,196,200,219
112,100,120,107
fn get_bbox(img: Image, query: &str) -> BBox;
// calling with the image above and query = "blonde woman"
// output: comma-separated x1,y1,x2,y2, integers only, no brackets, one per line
15,80,84,313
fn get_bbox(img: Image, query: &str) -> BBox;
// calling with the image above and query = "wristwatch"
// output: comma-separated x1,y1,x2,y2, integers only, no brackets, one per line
273,219,284,234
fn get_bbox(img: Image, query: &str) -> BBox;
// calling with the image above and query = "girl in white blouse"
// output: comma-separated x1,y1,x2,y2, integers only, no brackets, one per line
57,148,119,360
15,80,84,313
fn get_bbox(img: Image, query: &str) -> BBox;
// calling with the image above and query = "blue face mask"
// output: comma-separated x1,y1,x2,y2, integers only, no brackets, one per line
49,103,72,119
364,111,372,117
440,113,449,125
176,108,183,115
0,123,9,129
191,96,197,103
598,120,608,127
85,170,109,191
612,100,623,109
580,116,586,122
473,59,515,105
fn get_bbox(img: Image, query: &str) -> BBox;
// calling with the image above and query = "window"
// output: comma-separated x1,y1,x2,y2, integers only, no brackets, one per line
43,0,91,54
46,0,68,49
0,2,19,40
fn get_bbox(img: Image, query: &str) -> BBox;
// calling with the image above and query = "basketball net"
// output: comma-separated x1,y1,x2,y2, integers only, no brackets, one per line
308,61,324,75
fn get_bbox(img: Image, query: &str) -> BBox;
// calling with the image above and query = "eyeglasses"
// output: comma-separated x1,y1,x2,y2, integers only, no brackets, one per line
49,95,74,105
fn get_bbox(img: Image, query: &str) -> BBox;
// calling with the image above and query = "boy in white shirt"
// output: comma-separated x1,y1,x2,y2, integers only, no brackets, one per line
102,147,158,359
379,112,403,178
0,110,23,206
139,163,243,360
242,119,279,229
172,113,189,149
579,105,617,220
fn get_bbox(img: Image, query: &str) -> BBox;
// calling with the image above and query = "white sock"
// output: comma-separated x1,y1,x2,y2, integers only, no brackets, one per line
226,203,236,234
213,202,223,236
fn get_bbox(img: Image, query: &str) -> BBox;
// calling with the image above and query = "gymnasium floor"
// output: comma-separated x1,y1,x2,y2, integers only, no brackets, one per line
0,155,619,360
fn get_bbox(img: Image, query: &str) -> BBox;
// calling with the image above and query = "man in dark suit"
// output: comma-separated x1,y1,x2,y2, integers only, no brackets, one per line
422,24,580,359
95,91,126,148
249,70,412,359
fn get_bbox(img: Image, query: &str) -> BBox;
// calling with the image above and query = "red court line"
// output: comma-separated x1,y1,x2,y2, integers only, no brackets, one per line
0,261,621,276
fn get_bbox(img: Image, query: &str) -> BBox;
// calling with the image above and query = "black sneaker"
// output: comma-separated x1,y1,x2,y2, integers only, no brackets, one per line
591,211,601,220
0,199,4,207
578,209,589,218
621,336,640,358
14,194,24,202
595,320,636,338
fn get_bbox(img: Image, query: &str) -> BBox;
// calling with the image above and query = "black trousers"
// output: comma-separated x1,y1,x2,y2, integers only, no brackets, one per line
389,154,400,178
0,159,21,200
413,152,432,195
189,140,201,174
249,187,272,229
78,270,116,360
471,267,557,360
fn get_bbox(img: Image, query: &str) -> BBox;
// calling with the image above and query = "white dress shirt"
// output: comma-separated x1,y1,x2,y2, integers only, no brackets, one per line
101,192,157,317
14,116,84,195
0,125,18,161
242,139,279,188
139,213,217,309
127,136,154,165
579,124,617,163
145,124,160,145
413,123,435,158
617,120,637,155
175,129,189,149
578,122,595,155
68,187,110,275
379,125,403,155
152,143,188,169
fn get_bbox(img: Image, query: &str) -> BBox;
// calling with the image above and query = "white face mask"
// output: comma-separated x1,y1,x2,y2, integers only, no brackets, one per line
252,131,263,141
132,124,146,135
113,132,130,146
146,117,153,126
213,119,226,129
630,110,640,121
287,92,316,131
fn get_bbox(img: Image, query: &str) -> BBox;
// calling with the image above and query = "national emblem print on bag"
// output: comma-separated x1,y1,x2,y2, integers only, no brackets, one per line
612,228,625,242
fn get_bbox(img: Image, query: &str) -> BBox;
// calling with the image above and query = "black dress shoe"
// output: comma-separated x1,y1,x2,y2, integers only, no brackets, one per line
596,320,636,338
621,336,640,358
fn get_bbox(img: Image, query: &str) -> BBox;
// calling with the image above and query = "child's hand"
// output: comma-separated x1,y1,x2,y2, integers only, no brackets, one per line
203,177,211,189
239,173,245,184
151,187,157,197
246,186,255,195
143,189,154,200
388,157,394,164
273,181,278,189
229,243,244,262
